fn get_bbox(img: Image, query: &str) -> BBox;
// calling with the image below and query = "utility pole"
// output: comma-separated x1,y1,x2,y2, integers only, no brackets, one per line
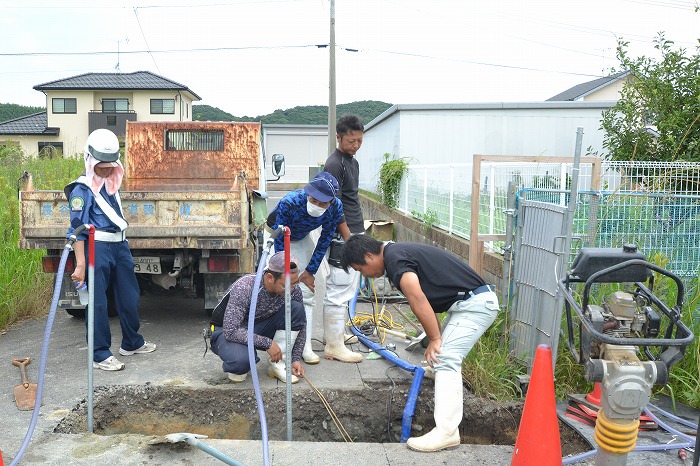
327,0,336,155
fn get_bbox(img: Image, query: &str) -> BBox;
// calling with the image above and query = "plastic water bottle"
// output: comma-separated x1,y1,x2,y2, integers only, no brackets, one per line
75,282,89,306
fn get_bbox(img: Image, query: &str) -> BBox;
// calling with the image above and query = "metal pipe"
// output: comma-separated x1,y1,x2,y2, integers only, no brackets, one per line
165,433,246,466
185,437,245,466
347,288,425,443
86,225,95,433
283,227,293,441
550,127,584,372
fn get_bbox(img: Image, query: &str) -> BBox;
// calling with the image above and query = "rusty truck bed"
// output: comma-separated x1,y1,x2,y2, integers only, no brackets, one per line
18,189,248,251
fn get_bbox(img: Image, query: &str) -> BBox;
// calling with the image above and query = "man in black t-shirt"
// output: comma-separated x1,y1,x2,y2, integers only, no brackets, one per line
341,235,499,453
320,115,365,363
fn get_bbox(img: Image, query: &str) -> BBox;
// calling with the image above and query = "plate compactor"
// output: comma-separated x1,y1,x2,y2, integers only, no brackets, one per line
558,244,694,466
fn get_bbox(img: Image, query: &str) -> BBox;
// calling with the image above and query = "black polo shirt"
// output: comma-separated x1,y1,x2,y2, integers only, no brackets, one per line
323,149,364,234
383,242,485,312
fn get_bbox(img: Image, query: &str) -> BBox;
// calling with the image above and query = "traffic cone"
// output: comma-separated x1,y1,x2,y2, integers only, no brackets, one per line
1,449,4,466
585,382,602,406
511,344,562,465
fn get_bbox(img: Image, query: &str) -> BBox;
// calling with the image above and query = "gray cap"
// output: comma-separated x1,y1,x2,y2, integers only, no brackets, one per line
266,251,299,274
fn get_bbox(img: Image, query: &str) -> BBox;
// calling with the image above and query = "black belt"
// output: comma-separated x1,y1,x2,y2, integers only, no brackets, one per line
457,284,495,300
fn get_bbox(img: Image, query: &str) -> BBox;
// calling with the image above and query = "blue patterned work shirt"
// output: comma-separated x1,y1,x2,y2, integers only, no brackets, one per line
271,189,343,275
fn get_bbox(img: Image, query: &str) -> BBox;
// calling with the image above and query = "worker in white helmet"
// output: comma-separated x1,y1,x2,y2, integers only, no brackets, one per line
65,129,156,371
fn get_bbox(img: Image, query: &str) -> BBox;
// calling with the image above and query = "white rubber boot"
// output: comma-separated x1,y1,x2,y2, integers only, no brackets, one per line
268,330,299,384
406,370,462,452
301,302,320,364
228,372,248,383
323,306,363,363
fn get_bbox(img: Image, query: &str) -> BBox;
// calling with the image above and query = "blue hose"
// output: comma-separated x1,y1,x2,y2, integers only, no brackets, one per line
561,403,697,464
9,233,254,466
247,246,273,466
647,402,699,430
9,244,71,466
347,287,425,443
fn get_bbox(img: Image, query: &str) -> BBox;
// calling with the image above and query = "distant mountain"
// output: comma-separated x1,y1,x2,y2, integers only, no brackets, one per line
193,100,392,125
0,103,45,123
0,100,393,127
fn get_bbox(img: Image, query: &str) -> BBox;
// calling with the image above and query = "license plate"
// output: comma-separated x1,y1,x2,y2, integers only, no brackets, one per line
133,256,162,274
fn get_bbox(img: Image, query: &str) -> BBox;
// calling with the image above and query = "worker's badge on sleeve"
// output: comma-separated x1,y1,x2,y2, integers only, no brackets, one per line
69,196,85,212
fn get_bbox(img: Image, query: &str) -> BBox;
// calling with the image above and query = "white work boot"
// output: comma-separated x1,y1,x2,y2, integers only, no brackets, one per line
301,304,320,364
406,370,463,452
268,330,299,384
323,306,363,363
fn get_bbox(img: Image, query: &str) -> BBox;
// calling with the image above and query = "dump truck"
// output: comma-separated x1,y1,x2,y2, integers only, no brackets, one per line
18,121,284,316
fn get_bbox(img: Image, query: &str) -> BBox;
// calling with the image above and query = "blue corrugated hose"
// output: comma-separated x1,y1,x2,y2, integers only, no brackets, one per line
347,286,425,443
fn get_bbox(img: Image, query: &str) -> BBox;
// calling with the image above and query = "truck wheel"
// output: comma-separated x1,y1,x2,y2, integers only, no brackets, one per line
66,308,86,319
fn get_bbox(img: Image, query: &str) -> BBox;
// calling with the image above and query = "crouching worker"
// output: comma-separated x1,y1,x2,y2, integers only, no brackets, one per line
209,251,307,384
340,235,499,452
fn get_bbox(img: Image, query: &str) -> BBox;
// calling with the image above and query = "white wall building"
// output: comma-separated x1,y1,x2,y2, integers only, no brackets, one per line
357,101,617,194
262,124,328,184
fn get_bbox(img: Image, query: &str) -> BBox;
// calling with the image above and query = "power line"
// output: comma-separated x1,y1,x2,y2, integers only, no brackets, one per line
0,41,615,80
133,7,161,74
618,0,699,9
0,45,318,57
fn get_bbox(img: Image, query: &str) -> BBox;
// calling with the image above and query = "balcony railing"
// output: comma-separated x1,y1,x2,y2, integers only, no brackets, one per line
88,110,137,137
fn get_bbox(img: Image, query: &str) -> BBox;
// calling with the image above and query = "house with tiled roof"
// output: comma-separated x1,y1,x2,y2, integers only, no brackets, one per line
546,71,631,102
0,71,200,157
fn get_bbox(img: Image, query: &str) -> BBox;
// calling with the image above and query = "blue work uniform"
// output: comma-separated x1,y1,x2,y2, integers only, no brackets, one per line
65,177,145,363
270,189,343,275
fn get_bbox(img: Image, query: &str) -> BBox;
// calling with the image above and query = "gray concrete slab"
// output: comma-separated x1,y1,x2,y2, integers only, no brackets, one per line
0,259,696,465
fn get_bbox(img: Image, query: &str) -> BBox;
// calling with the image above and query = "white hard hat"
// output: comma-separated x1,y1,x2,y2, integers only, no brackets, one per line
85,129,120,162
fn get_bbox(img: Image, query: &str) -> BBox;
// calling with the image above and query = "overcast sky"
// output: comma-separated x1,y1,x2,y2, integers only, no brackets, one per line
2,0,699,118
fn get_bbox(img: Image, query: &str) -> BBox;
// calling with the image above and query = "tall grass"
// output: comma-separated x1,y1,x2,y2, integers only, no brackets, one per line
0,147,82,329
652,268,700,408
463,309,591,401
462,245,700,408
462,310,529,400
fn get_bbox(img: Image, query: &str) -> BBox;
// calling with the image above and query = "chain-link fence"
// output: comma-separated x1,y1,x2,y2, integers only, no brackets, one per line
397,163,471,238
399,159,700,280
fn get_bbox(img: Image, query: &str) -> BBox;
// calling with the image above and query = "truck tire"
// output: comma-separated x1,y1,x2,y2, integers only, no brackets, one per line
66,308,87,319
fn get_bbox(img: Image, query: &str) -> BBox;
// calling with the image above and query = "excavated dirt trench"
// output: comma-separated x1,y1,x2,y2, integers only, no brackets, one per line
54,384,591,456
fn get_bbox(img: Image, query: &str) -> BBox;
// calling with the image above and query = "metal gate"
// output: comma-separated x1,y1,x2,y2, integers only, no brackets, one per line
508,198,568,371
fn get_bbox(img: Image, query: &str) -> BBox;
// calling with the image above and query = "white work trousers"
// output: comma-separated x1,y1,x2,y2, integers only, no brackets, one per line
322,261,360,308
285,234,317,313
435,291,499,373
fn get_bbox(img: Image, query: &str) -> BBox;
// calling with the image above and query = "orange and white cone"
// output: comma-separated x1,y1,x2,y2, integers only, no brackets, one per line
511,344,562,465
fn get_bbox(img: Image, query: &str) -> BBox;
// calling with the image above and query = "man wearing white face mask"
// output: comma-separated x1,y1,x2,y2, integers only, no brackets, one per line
266,172,346,376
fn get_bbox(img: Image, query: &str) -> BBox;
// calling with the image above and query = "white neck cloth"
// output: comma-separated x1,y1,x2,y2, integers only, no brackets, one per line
84,153,124,196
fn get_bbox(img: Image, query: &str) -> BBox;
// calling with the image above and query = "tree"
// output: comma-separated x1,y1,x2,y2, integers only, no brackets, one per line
192,100,391,125
601,34,700,165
